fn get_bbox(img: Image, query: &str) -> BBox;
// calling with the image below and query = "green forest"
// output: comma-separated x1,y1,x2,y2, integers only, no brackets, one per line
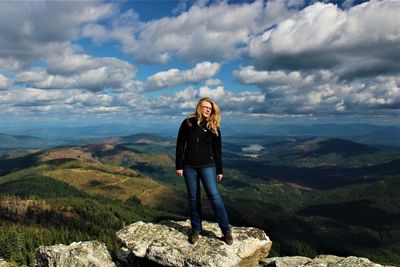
0,175,182,266
1,135,400,266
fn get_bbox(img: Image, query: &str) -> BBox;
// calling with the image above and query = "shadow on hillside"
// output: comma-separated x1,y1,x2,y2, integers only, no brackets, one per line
299,199,400,228
224,159,400,189
0,152,40,176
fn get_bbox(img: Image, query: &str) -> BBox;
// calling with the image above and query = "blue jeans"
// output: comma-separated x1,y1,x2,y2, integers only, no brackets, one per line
183,166,231,234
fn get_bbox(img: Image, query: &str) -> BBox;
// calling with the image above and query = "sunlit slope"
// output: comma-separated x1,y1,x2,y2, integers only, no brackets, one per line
1,133,399,265
0,152,163,201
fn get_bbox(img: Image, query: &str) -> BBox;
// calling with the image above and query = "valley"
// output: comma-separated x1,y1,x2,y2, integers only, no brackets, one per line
0,133,399,266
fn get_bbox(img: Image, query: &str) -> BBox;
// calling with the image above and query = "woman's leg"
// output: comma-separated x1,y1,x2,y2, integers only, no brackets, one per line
199,167,231,234
183,166,202,234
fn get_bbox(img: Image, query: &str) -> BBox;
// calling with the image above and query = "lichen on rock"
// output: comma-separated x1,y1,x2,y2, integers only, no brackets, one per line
260,255,388,267
116,220,272,267
0,258,10,267
35,240,115,267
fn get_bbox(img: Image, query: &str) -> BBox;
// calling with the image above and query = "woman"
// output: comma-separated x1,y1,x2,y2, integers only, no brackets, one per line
176,97,233,245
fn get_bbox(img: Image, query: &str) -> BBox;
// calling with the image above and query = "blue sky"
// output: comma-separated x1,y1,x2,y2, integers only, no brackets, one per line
0,0,399,133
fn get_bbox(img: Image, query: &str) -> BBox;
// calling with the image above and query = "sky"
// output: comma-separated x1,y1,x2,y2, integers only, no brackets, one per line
0,0,399,133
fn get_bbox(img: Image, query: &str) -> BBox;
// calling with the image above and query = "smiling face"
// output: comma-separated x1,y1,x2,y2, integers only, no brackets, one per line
200,100,213,118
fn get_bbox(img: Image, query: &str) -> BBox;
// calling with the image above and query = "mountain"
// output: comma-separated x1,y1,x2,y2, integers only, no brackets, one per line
0,146,182,266
0,133,67,149
118,133,175,148
223,123,400,147
3,123,400,146
0,133,399,266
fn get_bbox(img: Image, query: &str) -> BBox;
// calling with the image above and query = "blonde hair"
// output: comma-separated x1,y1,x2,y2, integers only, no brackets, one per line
189,97,221,136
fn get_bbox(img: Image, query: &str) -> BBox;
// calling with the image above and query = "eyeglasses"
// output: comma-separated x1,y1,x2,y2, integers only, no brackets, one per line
201,105,212,111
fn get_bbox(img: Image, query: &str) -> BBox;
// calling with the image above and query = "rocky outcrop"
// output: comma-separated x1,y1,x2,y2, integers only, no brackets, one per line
28,221,392,267
0,258,9,267
35,240,116,267
116,220,272,267
260,255,391,267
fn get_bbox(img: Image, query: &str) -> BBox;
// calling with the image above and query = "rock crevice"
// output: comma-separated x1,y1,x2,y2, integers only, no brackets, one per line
32,220,393,267
116,220,272,267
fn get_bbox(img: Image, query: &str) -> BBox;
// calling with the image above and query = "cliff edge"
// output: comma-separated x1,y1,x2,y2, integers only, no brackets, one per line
32,220,394,267
116,220,272,267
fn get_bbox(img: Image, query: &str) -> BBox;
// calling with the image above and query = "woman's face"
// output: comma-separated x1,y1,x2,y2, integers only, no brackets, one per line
200,101,213,118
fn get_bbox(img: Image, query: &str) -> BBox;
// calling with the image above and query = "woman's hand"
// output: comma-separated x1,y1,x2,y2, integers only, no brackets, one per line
176,169,183,176
217,174,223,182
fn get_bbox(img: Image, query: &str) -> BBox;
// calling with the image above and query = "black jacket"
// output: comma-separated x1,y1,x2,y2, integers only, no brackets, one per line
175,117,223,174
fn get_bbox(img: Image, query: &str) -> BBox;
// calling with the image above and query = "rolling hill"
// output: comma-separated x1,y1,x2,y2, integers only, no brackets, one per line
1,133,400,265
0,133,67,149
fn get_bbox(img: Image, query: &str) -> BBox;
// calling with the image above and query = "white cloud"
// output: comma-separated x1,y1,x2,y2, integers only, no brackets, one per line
204,78,222,86
145,62,220,91
1,1,398,123
0,58,23,72
65,92,112,106
336,99,346,112
0,1,116,69
114,84,266,117
197,85,265,113
248,1,400,78
0,74,11,90
199,86,225,99
234,65,400,115
234,66,311,86
85,0,293,64
0,88,124,116
0,88,65,106
15,52,136,91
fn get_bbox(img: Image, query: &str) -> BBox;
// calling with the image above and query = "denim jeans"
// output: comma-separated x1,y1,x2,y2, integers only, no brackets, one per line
183,166,231,234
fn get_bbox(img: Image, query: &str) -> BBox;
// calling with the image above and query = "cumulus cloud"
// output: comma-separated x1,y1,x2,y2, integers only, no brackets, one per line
114,83,266,117
0,74,11,90
199,86,225,99
15,52,136,91
0,1,116,69
234,66,314,86
115,87,198,116
0,88,65,106
145,62,220,91
83,0,293,64
205,78,222,86
0,88,123,116
65,92,112,106
1,0,398,123
247,1,400,79
198,85,266,113
234,66,400,115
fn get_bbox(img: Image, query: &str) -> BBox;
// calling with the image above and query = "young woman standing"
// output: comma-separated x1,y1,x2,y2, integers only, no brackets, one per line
175,97,233,245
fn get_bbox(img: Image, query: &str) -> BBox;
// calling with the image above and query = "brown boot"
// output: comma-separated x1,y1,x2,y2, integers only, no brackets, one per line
223,231,233,245
190,232,200,244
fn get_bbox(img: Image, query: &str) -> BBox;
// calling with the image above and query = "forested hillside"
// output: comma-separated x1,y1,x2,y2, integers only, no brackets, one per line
1,133,399,266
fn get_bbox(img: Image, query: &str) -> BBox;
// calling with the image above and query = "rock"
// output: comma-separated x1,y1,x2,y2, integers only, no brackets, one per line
116,220,272,267
260,255,386,267
261,256,314,267
334,256,384,267
35,240,116,267
0,258,9,267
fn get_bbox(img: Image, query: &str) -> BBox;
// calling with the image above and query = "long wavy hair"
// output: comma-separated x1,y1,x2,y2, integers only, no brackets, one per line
188,97,221,136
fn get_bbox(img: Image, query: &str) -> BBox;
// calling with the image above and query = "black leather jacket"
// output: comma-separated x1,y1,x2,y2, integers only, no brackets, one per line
175,117,223,174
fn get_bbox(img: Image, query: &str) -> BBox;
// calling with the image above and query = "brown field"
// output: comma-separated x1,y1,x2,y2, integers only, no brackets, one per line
39,148,94,162
43,168,160,201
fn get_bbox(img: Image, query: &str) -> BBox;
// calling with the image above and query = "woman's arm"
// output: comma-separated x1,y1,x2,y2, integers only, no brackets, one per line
175,120,188,172
212,129,223,175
